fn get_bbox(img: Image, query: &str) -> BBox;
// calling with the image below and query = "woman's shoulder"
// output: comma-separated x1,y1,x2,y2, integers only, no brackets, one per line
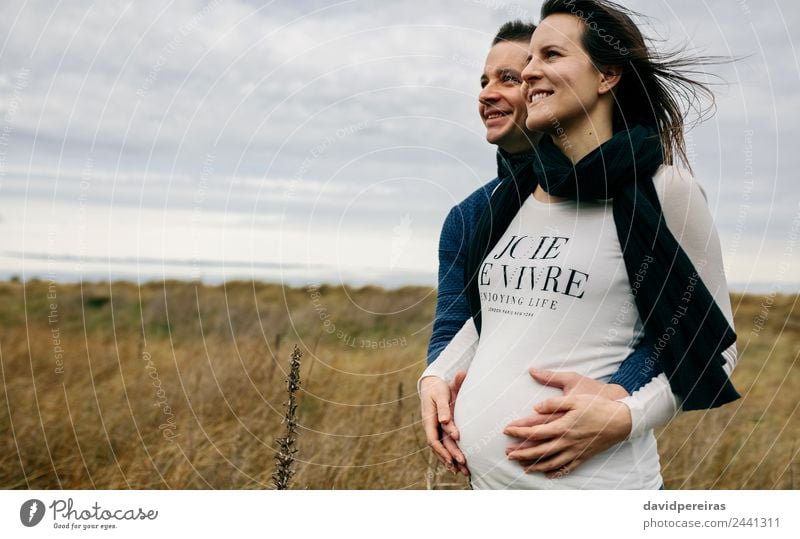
650,164,717,242
651,164,709,206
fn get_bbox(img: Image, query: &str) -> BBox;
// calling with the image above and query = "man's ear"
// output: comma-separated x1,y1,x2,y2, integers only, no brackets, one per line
598,66,622,95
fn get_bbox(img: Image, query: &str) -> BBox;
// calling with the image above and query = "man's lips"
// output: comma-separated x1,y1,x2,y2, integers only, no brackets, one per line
483,110,512,124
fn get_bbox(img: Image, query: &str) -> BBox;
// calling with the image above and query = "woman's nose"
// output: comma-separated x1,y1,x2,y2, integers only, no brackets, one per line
521,56,542,83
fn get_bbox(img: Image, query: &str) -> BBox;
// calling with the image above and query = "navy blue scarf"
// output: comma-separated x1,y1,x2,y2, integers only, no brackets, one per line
464,126,739,410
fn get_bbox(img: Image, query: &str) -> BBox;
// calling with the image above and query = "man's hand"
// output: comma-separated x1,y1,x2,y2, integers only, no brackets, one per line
419,372,469,475
501,368,630,478
503,394,633,478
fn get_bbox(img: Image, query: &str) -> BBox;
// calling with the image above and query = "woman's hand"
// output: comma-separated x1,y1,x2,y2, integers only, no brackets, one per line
419,372,469,476
502,369,631,478
503,394,632,477
529,368,628,400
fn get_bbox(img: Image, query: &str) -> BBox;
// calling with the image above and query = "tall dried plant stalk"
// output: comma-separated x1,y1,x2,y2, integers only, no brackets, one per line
272,345,303,490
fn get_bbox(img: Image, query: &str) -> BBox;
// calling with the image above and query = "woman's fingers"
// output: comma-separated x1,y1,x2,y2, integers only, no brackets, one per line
420,376,466,467
420,376,458,437
447,373,466,441
503,419,568,443
505,410,565,429
544,456,585,478
442,436,469,476
420,395,454,465
506,436,565,462
423,418,454,467
523,449,578,474
534,395,576,415
452,370,467,396
504,438,550,453
529,368,577,390
443,435,468,471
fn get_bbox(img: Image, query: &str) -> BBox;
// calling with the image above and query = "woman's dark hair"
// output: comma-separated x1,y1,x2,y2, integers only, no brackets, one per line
491,20,536,46
540,0,720,169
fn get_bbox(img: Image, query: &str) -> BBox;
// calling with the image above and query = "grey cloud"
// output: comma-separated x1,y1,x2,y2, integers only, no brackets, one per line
1,0,798,287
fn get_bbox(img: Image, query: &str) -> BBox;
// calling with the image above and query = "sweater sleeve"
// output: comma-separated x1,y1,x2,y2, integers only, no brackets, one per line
418,318,479,395
607,338,662,394
620,166,738,439
426,205,473,365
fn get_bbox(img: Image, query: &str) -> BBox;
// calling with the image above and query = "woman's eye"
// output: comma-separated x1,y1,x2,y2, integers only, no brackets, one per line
544,50,560,59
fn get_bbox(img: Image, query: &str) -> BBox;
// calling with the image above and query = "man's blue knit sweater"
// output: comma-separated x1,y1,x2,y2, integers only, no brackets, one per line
426,162,662,394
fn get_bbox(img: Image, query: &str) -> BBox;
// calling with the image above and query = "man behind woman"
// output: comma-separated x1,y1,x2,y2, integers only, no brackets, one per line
419,0,738,489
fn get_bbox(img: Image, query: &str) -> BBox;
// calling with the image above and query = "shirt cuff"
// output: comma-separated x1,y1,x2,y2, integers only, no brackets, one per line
417,369,449,397
618,395,647,440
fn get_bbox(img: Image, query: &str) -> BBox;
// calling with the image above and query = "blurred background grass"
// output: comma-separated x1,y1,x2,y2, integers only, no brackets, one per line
0,280,796,489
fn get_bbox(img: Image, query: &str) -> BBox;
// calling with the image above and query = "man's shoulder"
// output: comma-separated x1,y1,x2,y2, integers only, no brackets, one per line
439,177,501,246
449,177,502,219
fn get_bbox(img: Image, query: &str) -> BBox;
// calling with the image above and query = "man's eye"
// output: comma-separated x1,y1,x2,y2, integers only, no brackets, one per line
502,74,521,83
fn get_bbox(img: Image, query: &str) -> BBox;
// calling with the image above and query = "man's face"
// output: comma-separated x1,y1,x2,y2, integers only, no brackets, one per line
479,40,538,153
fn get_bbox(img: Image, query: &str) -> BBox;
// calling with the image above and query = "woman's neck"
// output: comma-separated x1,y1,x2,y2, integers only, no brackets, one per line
553,121,614,164
534,119,615,204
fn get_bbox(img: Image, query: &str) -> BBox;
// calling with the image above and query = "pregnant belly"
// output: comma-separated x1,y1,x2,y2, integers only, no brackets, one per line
452,356,661,489
453,358,564,489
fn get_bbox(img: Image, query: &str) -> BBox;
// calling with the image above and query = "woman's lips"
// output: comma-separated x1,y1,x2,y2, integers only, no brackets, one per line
527,90,554,105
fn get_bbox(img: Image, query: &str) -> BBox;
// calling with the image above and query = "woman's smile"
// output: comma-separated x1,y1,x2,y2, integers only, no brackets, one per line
526,88,554,106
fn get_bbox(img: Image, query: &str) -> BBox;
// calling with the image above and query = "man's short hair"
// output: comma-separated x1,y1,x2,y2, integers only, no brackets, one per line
491,20,536,46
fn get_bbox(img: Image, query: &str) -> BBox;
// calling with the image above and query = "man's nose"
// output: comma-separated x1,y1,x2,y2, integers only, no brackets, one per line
479,85,500,104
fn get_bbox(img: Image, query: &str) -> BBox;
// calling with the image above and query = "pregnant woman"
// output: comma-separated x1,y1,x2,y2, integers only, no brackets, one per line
420,0,739,489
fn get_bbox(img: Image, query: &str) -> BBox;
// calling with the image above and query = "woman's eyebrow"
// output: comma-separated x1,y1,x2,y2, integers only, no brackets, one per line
539,43,569,52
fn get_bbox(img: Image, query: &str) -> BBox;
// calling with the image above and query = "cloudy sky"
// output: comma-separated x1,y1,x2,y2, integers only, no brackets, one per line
0,0,798,291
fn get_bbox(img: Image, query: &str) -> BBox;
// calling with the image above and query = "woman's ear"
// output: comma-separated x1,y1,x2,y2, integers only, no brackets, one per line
598,66,622,95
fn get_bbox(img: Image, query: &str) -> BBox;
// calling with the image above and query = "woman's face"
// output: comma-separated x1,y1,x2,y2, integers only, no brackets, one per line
521,13,612,138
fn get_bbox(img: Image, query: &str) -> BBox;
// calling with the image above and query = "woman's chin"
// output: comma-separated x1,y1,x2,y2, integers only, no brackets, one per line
523,118,550,133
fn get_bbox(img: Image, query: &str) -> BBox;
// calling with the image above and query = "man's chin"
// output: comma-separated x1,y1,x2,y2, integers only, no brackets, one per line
485,130,506,147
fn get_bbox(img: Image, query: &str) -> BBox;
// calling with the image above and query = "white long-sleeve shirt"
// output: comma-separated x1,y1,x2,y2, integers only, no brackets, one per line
420,165,737,489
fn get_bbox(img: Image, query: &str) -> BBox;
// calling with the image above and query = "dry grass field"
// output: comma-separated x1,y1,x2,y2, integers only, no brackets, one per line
0,279,797,489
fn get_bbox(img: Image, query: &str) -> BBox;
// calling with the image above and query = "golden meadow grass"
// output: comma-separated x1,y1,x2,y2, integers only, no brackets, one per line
0,280,797,489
